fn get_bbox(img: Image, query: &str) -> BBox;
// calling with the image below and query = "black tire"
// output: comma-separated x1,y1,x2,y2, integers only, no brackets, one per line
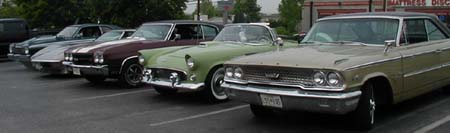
154,87,178,95
250,104,275,117
352,82,376,131
119,61,144,88
84,75,106,83
202,67,228,103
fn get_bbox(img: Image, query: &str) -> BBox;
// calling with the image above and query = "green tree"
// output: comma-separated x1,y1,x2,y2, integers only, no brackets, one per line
278,0,304,35
192,0,220,19
233,0,261,23
0,1,19,18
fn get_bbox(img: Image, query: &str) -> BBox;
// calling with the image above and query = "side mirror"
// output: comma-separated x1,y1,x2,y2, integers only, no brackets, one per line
173,34,181,41
384,40,396,53
275,37,284,47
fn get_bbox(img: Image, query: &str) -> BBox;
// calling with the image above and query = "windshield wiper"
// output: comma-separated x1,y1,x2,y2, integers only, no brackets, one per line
329,41,368,46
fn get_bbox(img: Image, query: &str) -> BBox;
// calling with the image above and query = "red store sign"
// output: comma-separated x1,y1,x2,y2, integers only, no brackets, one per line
390,0,450,6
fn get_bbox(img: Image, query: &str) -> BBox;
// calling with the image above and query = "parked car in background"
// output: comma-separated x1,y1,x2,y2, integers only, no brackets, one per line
8,24,121,68
31,29,135,75
222,12,450,130
0,18,30,59
140,23,298,102
63,20,223,88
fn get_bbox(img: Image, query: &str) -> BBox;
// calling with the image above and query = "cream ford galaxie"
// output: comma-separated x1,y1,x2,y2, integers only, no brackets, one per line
222,12,450,130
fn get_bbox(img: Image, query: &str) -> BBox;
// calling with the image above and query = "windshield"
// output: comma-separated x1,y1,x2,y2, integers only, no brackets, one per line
57,26,78,38
95,31,122,42
131,24,171,40
214,25,273,45
302,18,399,45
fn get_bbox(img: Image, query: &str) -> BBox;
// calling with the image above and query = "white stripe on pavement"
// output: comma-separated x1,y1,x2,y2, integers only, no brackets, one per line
149,105,249,127
414,114,450,133
66,89,153,102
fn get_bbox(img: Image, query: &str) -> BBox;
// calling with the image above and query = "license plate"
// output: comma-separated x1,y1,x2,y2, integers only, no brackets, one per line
73,68,81,75
260,94,283,108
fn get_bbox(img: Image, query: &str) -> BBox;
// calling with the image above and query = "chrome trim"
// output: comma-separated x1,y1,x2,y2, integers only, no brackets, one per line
402,50,436,59
144,78,204,90
119,55,138,74
223,82,361,99
317,16,402,22
224,79,345,92
148,67,188,75
31,59,61,63
343,56,402,71
62,61,72,66
403,64,442,78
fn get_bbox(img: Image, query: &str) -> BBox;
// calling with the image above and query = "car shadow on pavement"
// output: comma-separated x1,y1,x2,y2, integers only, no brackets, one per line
39,74,81,79
148,90,222,105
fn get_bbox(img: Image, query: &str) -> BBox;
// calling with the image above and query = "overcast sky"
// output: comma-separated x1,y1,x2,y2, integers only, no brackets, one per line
185,0,282,15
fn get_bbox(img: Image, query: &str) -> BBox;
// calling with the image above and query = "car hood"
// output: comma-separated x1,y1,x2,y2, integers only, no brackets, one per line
164,41,267,58
14,35,60,47
69,38,143,54
29,39,94,49
228,45,388,71
31,41,98,61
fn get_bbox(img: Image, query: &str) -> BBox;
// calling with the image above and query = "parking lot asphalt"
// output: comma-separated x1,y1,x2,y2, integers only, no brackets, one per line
1,61,450,133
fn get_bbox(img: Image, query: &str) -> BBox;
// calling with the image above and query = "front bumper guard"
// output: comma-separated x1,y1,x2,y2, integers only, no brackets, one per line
63,61,109,76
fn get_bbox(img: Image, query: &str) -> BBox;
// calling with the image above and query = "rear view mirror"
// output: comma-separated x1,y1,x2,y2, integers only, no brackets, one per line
173,34,181,41
275,37,284,47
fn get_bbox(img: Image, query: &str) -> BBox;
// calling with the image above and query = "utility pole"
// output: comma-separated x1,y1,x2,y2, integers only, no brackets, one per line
383,0,388,12
197,0,201,21
369,0,373,12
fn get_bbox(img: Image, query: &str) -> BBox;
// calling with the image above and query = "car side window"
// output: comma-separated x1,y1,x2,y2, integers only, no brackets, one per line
101,26,112,34
425,20,448,41
170,24,202,40
78,26,102,38
122,31,134,39
402,19,428,45
202,25,218,40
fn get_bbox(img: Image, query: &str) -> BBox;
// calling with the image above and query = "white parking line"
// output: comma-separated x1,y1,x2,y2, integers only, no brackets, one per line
149,105,249,127
66,89,153,102
414,114,450,133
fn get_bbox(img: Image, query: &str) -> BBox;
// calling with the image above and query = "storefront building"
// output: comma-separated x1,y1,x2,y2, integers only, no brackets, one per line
301,0,450,32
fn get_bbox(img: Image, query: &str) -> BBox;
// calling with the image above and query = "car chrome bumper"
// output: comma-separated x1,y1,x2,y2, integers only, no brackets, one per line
142,77,204,90
63,61,109,76
222,82,361,115
7,53,30,62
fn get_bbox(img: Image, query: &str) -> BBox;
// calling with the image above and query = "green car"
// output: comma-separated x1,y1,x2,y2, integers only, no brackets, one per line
138,23,298,102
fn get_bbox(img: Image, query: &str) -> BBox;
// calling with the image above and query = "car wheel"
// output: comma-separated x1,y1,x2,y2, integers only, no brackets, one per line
84,75,106,83
352,82,376,131
203,67,228,102
250,104,275,117
154,87,178,95
119,61,144,88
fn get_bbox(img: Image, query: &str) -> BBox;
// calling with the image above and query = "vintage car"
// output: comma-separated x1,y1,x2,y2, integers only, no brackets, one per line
31,29,135,74
63,20,223,88
0,18,30,59
222,12,450,130
8,24,121,68
139,23,298,102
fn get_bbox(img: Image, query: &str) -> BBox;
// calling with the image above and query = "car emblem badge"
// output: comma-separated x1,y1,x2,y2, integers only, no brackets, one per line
265,73,280,79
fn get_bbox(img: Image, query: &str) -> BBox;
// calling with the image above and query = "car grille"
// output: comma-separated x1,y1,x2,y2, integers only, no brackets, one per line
151,68,187,81
12,47,25,54
73,54,93,65
241,66,315,87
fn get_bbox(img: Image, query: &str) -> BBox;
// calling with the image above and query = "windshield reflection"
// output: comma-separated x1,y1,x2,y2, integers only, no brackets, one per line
302,18,399,45
214,25,273,45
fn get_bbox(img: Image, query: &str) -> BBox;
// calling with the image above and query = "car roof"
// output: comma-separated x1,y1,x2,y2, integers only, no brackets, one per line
112,29,136,32
323,12,436,19
0,18,26,22
68,23,120,28
143,20,223,27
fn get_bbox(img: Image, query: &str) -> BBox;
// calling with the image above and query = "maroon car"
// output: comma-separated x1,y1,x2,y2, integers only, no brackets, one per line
63,20,223,87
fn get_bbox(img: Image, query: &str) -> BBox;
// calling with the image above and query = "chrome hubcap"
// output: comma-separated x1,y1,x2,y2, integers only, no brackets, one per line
369,98,376,124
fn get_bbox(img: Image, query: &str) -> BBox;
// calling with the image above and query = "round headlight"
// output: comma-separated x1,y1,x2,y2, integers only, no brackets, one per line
68,54,73,61
313,71,326,85
94,58,99,63
327,72,342,87
138,55,145,65
99,58,104,64
9,44,14,53
186,56,195,69
234,67,243,79
64,53,68,61
225,67,234,78
24,47,29,54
